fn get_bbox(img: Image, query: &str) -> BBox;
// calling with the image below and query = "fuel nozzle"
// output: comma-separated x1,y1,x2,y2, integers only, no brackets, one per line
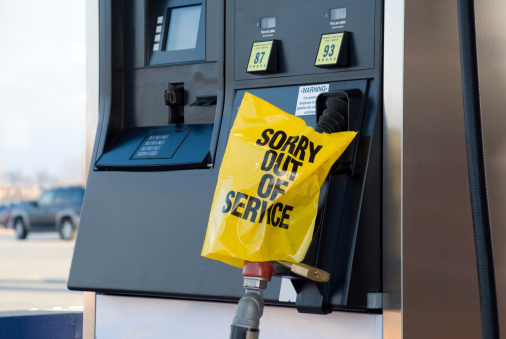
314,94,354,176
230,262,274,339
315,97,348,134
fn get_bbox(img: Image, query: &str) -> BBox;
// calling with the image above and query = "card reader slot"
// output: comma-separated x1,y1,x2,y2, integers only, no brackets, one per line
190,96,217,107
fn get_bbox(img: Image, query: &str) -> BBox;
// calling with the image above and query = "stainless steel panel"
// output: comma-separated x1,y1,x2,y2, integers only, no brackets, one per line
83,292,96,339
475,0,506,332
84,0,99,337
385,1,485,337
383,0,404,337
383,0,404,339
95,294,382,338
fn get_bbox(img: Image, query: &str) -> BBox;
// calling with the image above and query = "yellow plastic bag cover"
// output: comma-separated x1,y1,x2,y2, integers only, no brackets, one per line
202,93,357,268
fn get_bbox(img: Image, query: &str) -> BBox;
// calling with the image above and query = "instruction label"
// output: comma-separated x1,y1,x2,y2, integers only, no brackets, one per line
295,84,329,116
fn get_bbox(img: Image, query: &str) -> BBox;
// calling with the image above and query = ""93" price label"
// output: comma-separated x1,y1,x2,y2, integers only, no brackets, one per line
315,33,344,66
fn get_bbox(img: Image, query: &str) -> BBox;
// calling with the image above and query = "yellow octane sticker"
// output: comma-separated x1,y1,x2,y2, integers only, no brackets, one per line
315,33,343,66
247,41,274,72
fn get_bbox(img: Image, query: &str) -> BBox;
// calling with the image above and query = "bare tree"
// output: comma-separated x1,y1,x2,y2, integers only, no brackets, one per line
36,170,59,190
4,170,31,187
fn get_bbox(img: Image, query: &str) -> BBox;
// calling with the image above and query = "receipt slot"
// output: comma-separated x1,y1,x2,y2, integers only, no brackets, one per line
70,0,383,337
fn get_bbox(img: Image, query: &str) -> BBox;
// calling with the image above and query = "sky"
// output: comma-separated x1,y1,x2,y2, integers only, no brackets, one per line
0,1,86,185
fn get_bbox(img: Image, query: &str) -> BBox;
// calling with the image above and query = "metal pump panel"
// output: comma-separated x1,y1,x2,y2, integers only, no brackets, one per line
69,0,382,316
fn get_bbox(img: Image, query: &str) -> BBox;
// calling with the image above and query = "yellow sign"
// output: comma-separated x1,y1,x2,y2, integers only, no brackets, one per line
247,41,274,72
201,93,357,268
315,33,343,66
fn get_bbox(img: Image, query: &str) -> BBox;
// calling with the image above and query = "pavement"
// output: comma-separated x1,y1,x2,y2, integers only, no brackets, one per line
0,227,83,312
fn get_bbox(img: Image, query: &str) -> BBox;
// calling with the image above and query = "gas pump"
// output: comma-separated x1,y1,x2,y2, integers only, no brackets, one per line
70,0,506,338
70,0,382,336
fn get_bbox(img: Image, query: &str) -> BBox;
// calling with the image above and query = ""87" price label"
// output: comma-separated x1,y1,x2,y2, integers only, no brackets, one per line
247,41,274,72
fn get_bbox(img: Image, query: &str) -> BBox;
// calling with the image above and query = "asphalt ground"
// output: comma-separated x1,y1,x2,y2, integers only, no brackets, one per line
0,227,83,312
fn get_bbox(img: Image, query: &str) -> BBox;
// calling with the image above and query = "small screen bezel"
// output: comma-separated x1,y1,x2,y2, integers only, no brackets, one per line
149,0,206,66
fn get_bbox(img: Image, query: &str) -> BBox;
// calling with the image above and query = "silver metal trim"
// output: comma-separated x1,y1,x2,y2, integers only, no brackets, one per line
383,0,404,337
85,0,99,181
243,277,268,291
84,0,99,333
83,292,96,339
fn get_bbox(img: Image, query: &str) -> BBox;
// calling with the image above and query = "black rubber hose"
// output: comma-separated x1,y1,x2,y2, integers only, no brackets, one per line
315,103,347,134
230,326,259,339
457,1,500,338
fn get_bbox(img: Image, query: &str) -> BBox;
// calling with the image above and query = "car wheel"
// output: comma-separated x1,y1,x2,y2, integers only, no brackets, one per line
60,219,76,240
14,218,27,240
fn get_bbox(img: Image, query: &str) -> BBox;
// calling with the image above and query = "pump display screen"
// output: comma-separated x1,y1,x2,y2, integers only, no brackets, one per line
261,17,276,29
330,8,347,20
165,5,202,51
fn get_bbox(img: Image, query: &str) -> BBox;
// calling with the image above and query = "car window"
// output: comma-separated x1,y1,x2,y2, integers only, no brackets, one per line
68,188,84,205
53,189,66,205
37,190,55,206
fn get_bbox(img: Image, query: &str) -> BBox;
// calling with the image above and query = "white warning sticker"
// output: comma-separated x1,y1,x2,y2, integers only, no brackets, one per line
295,84,329,116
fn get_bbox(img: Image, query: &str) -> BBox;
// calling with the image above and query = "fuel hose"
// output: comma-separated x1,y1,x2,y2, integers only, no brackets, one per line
457,1,500,338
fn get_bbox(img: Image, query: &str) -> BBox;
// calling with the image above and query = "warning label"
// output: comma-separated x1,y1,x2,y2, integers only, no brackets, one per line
295,84,329,116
